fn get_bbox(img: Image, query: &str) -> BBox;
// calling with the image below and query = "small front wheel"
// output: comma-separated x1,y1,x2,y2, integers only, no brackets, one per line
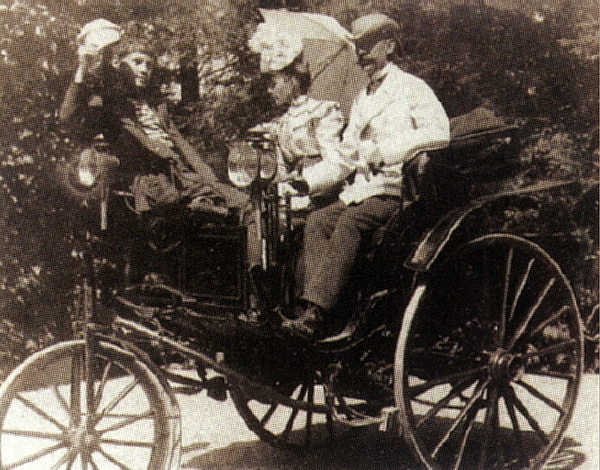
0,340,181,470
395,234,584,470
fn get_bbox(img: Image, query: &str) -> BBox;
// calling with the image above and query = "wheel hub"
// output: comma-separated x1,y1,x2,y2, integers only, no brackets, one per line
489,349,525,382
67,424,99,452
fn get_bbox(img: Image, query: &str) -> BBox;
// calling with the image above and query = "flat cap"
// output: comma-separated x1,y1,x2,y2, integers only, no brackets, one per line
351,12,399,42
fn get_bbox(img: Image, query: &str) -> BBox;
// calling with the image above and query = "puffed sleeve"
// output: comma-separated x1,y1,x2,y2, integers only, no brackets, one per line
302,101,353,195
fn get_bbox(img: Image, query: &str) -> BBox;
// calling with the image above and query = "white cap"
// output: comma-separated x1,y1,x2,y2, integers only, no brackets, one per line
77,19,122,53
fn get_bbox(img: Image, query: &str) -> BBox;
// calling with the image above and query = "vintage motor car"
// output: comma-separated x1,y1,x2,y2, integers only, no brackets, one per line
0,104,597,470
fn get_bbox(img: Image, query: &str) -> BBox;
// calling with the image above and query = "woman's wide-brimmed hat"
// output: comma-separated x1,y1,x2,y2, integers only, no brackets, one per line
248,22,304,73
248,9,368,118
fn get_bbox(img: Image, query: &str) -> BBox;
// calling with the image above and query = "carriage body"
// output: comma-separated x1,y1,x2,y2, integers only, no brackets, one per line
0,120,595,470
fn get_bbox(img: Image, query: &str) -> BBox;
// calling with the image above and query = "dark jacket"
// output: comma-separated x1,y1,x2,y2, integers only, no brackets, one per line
58,81,247,210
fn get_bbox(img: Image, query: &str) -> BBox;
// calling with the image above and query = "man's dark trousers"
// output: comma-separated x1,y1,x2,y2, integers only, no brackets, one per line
302,195,401,311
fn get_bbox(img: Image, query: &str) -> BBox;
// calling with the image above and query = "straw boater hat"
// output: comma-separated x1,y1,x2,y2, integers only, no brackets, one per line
350,12,399,44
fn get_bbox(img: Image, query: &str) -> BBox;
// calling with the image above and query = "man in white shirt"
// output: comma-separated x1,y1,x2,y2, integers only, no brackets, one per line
283,12,450,339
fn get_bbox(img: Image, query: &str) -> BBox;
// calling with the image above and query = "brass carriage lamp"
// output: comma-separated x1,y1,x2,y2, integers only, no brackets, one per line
227,137,278,188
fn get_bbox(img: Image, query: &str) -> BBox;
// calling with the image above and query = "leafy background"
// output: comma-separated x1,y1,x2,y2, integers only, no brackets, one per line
0,0,598,376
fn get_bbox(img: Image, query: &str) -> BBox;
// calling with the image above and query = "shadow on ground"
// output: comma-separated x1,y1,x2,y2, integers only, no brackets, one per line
183,424,414,469
183,424,589,470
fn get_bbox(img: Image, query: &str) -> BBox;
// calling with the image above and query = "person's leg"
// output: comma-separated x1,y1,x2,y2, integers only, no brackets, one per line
301,200,347,292
303,196,401,312
280,200,345,333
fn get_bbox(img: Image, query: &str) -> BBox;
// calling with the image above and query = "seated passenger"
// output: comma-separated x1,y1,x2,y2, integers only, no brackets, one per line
59,19,247,214
282,13,450,339
252,66,347,210
230,27,348,321
242,29,347,274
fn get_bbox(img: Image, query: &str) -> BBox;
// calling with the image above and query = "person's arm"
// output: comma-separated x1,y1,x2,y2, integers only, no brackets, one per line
166,118,220,182
365,80,450,168
57,81,86,124
301,102,354,195
57,49,99,124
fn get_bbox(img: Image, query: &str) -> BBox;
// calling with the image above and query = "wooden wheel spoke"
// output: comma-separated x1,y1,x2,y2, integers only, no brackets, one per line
500,247,515,341
90,456,101,470
52,385,70,415
81,448,91,470
508,258,535,323
305,382,314,447
416,379,476,428
97,378,139,420
529,306,570,338
49,448,73,470
259,402,278,426
15,394,66,432
100,437,155,448
521,339,578,361
65,449,77,470
326,400,335,442
431,377,490,459
506,385,549,444
4,442,66,469
65,449,79,470
280,383,308,442
280,407,300,442
97,446,133,470
477,386,499,470
70,353,83,427
93,361,113,413
97,410,155,434
409,366,487,398
506,277,556,350
528,369,577,381
1,428,64,440
515,379,565,414
451,397,480,470
502,387,529,465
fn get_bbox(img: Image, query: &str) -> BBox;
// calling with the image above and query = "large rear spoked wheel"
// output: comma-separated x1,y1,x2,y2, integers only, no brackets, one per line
395,234,584,470
0,340,181,470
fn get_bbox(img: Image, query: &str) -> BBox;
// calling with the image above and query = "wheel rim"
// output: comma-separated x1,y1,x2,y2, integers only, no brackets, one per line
0,340,180,470
395,234,584,470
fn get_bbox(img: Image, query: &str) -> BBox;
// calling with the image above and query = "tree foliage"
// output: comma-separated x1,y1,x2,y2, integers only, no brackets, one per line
0,0,597,372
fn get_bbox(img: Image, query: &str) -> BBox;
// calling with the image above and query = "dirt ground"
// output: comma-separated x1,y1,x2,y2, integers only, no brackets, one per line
178,374,599,470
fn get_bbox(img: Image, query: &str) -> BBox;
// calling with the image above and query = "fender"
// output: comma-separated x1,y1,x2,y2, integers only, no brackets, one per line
404,179,579,272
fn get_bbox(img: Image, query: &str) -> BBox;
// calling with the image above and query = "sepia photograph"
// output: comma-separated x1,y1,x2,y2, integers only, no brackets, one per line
0,0,598,468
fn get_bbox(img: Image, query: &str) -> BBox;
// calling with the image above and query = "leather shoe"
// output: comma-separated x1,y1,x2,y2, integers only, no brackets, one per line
237,309,268,326
281,303,325,339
